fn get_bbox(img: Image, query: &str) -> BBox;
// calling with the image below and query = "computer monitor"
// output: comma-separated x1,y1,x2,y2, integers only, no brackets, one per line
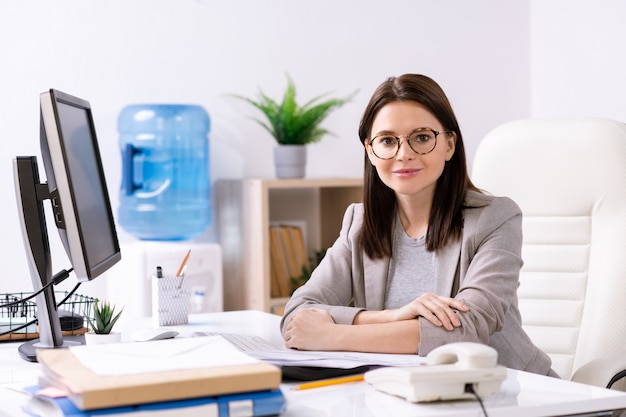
13,89,121,361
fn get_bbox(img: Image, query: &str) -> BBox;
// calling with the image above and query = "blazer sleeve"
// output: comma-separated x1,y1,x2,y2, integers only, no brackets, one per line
279,204,366,336
418,196,524,354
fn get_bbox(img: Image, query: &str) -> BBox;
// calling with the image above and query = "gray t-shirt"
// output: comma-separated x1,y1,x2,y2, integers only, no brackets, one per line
384,216,435,309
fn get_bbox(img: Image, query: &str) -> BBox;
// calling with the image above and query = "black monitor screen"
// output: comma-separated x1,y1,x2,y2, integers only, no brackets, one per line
55,101,117,272
40,89,121,282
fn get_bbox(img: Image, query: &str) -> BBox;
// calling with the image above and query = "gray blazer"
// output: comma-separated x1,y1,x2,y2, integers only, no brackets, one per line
280,190,555,376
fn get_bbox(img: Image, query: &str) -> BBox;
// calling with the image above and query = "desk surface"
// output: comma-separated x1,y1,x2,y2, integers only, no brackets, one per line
1,310,626,417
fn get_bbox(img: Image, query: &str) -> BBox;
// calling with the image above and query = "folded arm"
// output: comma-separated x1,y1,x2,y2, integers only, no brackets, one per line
284,307,422,354
284,293,468,353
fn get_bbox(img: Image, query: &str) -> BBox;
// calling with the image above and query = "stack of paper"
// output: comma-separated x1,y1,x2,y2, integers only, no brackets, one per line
35,336,283,413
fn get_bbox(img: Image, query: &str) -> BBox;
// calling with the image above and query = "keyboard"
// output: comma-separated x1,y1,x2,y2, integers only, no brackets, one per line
194,332,279,352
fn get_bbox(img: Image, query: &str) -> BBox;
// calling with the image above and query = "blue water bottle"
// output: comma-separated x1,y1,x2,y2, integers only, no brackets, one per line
118,104,211,240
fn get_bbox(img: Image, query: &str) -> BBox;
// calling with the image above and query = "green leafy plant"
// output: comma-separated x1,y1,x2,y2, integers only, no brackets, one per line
233,76,356,145
290,248,328,294
85,300,123,334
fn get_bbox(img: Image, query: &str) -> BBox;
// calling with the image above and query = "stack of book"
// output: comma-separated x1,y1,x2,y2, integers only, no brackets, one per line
269,224,309,298
27,336,285,416
24,386,285,417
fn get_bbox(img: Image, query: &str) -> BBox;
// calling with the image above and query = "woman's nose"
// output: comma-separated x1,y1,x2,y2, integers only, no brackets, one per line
395,139,415,160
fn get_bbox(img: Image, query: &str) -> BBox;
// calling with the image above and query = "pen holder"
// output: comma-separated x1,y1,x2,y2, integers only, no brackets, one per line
151,275,189,327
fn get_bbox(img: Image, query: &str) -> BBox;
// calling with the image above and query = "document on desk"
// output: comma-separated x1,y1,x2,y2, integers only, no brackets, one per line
69,336,259,376
246,348,427,368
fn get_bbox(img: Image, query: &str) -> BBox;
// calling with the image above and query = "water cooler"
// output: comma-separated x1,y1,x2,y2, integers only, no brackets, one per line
105,104,222,324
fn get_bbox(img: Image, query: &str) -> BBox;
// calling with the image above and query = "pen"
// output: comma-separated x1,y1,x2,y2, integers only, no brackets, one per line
294,374,365,390
175,249,191,277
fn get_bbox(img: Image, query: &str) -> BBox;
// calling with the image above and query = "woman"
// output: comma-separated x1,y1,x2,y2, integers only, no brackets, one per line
280,74,556,376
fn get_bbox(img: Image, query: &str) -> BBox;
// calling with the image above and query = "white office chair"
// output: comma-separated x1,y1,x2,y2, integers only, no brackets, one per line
472,118,626,388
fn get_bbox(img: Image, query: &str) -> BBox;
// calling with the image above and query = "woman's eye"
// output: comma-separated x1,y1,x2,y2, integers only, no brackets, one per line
409,130,435,143
378,136,397,146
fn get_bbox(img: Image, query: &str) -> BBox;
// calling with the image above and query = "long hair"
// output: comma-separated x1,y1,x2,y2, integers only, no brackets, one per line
357,74,478,258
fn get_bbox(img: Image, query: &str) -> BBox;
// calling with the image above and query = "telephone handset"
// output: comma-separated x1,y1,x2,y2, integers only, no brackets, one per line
364,342,507,403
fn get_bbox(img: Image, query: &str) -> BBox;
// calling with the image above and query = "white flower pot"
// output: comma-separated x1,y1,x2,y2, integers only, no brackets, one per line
84,331,122,345
273,145,307,179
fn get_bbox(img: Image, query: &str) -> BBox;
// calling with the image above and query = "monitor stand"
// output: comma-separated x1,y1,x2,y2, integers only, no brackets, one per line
18,335,85,362
13,156,86,362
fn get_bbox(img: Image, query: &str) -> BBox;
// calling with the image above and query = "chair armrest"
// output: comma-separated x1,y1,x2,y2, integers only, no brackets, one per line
571,353,626,389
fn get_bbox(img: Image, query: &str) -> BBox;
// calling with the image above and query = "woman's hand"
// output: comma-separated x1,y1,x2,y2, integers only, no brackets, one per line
284,307,336,350
393,293,469,330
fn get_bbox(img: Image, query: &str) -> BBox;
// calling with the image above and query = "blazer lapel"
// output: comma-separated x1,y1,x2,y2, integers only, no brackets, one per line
363,255,389,311
435,238,461,297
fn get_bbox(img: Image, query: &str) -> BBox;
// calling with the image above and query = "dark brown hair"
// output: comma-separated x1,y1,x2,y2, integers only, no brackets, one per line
358,74,478,258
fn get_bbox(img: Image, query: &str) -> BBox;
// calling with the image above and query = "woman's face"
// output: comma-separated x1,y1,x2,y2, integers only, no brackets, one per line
367,101,456,202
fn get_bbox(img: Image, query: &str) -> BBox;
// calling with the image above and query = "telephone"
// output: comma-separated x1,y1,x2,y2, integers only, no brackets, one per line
364,342,506,403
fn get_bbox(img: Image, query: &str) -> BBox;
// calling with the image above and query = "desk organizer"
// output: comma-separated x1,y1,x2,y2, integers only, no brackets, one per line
151,276,189,327
0,292,96,342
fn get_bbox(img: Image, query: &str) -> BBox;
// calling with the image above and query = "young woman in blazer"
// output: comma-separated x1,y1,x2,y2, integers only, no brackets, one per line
280,74,556,376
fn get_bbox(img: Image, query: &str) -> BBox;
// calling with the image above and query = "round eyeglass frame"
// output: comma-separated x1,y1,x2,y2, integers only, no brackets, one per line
366,128,452,160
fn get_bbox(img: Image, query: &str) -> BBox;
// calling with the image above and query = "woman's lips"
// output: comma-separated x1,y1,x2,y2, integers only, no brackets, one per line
393,168,421,177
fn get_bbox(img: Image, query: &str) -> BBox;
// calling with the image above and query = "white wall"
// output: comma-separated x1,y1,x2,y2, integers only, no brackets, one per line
0,0,529,299
530,0,626,120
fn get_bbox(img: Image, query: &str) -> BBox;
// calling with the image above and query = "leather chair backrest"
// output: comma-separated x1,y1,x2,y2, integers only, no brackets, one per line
472,118,626,379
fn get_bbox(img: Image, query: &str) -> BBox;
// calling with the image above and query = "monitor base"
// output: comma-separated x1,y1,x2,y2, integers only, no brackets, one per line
18,335,85,362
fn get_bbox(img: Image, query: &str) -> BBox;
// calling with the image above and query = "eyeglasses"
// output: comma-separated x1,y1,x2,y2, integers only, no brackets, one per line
366,128,452,160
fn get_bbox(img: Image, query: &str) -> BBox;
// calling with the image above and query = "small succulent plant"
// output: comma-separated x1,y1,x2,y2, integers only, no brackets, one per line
86,299,123,334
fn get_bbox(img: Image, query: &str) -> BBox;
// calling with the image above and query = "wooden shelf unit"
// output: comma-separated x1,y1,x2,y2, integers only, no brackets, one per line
216,178,363,313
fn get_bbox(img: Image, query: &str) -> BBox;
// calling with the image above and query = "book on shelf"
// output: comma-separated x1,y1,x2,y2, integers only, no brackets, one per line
269,225,291,297
289,225,309,274
280,226,301,281
23,385,285,417
35,336,282,411
269,224,310,297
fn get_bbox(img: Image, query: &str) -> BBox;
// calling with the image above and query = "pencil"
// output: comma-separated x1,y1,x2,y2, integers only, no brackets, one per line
294,374,365,390
175,249,191,277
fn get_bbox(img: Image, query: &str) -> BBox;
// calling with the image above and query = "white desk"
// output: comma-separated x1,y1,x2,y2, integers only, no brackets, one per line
1,310,626,417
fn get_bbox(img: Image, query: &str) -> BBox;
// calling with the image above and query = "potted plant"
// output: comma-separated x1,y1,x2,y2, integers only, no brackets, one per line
84,299,124,345
233,76,356,178
290,247,327,294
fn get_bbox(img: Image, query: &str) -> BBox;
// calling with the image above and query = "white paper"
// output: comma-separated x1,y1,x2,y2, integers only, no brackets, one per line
69,336,259,376
187,332,427,368
246,348,427,368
